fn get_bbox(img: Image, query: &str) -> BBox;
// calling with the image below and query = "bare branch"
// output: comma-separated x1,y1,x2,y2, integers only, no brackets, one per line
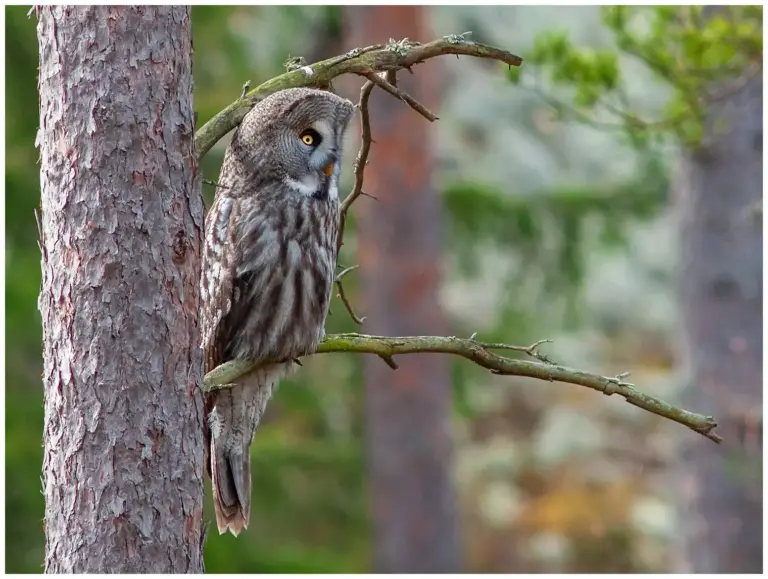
335,264,360,281
326,80,376,326
335,265,365,325
336,80,375,257
239,80,251,100
363,71,439,122
194,36,522,159
202,179,231,189
203,333,722,444
480,337,555,364
332,69,436,326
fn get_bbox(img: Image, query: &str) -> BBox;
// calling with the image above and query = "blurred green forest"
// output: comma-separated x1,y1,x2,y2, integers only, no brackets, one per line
6,5,759,573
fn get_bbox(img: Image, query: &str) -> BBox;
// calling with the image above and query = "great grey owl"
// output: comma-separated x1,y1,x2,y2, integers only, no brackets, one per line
201,87,355,535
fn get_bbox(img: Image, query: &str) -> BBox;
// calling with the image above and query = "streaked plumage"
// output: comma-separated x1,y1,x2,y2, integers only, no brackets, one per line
200,88,355,535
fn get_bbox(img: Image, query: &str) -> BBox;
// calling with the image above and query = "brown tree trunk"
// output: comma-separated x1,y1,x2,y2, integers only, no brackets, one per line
37,6,205,573
675,63,762,572
343,6,461,573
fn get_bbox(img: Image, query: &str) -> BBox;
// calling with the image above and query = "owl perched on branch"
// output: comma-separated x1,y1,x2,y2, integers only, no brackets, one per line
201,88,355,536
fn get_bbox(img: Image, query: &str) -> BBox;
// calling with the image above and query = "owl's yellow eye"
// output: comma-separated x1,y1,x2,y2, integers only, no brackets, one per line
300,129,321,147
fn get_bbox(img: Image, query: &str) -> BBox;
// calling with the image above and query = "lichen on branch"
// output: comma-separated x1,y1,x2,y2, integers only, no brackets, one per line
203,333,721,443
194,35,523,160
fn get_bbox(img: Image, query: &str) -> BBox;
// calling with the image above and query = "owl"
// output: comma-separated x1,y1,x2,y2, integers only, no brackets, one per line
200,88,355,536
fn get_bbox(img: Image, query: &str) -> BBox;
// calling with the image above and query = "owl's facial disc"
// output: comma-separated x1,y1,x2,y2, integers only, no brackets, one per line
304,119,339,174
283,118,345,200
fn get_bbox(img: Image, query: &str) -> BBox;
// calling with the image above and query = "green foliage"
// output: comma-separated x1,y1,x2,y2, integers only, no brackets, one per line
511,6,762,148
525,31,620,106
5,7,47,572
444,154,668,328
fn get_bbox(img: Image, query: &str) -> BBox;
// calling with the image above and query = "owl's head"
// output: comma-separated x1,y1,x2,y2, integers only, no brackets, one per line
236,87,356,200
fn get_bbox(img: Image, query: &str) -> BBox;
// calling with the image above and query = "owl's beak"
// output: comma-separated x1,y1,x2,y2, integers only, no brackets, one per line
323,161,335,177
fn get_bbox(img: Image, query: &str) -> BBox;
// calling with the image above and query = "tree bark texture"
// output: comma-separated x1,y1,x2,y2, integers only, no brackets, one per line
675,68,762,571
37,6,205,573
344,6,461,573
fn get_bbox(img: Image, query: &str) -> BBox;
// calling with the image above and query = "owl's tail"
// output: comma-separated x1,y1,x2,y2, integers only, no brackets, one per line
210,433,252,537
207,366,283,537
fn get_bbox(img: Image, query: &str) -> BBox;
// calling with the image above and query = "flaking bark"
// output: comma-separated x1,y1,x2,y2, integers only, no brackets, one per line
344,6,461,573
37,6,205,573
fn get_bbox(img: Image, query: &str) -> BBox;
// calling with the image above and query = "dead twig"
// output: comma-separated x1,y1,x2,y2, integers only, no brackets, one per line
330,80,377,325
332,69,435,324
239,80,251,99
335,265,365,325
337,80,375,260
202,179,231,190
363,71,439,122
478,337,555,364
327,81,375,325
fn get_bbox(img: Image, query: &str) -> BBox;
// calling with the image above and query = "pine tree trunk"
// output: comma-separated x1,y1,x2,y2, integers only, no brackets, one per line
343,6,461,573
37,6,205,573
675,66,762,572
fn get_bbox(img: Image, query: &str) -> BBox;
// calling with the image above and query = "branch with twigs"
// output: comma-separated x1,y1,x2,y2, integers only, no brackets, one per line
333,65,442,322
336,79,375,258
194,35,522,160
195,34,722,444
334,265,365,325
332,79,375,324
203,334,721,444
362,71,439,121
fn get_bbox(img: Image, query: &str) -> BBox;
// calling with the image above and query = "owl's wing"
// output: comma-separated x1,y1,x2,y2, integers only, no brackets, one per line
200,193,240,373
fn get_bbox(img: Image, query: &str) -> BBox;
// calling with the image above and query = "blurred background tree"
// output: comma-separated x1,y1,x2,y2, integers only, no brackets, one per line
507,6,761,572
344,6,460,572
6,5,760,573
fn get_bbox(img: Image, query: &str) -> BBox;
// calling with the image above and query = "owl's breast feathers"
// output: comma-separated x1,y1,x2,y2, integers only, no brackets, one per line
201,191,339,374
